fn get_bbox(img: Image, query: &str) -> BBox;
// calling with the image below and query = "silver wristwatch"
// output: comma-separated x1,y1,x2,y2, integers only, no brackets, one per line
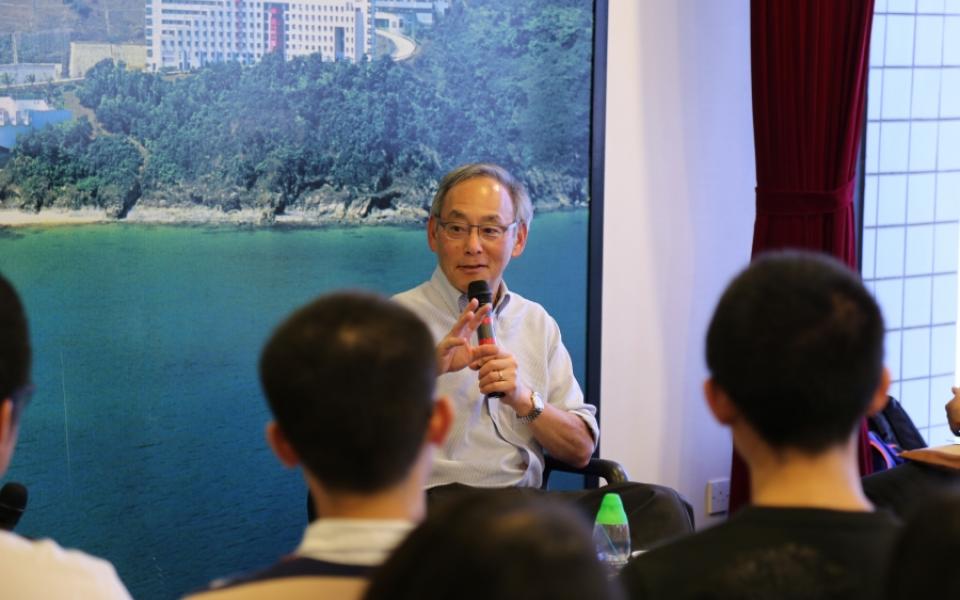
517,391,544,424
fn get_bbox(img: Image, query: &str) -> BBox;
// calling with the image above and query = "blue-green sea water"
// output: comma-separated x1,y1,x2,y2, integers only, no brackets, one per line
0,209,588,599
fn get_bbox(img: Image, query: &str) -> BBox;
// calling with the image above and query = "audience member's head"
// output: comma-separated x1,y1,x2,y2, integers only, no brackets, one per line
259,291,450,499
704,251,888,456
0,272,31,474
886,494,960,599
363,492,623,600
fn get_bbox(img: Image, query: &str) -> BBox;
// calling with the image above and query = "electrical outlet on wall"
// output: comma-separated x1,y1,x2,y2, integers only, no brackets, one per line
706,478,730,515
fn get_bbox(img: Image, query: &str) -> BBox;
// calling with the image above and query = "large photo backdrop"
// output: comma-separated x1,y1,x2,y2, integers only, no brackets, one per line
0,1,599,597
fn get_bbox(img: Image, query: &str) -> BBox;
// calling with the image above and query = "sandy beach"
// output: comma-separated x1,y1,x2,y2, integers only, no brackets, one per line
0,208,109,227
0,205,429,228
0,207,265,227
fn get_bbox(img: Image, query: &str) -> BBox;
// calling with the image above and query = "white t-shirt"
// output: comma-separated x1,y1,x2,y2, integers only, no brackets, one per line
0,530,132,599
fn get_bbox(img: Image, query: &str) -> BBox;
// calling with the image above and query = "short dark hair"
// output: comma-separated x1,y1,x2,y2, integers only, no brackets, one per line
259,291,436,493
363,492,622,600
705,252,884,453
0,272,31,422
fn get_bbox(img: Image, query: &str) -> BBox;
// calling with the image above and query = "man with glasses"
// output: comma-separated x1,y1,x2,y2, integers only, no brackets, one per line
395,163,598,495
0,273,132,599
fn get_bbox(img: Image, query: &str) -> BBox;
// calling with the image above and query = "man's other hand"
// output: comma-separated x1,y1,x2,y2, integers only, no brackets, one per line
948,387,960,436
436,300,497,375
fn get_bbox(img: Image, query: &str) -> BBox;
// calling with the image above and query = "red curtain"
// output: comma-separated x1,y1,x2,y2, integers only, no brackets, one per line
730,0,876,514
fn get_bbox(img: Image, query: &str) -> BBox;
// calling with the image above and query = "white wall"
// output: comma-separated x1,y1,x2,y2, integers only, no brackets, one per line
600,0,756,528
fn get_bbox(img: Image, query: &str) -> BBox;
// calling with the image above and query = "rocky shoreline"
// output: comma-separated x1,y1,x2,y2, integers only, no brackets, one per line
0,169,589,228
0,202,587,228
0,206,421,228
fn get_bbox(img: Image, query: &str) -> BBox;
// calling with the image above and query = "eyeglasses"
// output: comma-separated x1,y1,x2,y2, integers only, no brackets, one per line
436,220,518,242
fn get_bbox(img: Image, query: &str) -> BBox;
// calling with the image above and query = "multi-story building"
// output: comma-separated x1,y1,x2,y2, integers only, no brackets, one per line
145,0,374,72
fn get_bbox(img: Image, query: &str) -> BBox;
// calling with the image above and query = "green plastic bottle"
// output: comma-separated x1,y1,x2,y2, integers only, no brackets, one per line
593,492,631,575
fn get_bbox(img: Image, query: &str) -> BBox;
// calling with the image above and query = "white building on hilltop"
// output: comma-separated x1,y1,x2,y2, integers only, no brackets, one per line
145,0,374,72
69,43,148,78
0,63,62,85
375,1,448,27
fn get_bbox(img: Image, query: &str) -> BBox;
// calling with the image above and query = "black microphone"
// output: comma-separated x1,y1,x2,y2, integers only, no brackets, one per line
468,280,503,399
0,482,27,531
468,280,496,345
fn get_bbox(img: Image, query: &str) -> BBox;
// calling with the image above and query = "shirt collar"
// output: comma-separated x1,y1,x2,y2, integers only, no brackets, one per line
428,267,512,317
295,518,415,566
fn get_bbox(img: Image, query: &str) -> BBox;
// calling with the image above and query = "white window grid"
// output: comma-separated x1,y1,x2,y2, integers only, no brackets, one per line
863,0,960,445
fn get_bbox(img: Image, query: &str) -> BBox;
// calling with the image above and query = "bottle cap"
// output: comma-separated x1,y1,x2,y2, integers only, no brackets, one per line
595,492,628,526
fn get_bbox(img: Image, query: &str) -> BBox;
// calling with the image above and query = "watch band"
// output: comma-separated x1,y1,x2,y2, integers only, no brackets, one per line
518,391,544,424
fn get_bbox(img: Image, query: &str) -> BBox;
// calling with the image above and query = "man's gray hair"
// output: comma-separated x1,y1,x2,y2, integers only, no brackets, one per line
430,163,534,227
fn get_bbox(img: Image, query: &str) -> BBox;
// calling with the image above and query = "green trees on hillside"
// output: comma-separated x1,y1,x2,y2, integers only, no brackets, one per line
0,116,142,213
0,0,593,218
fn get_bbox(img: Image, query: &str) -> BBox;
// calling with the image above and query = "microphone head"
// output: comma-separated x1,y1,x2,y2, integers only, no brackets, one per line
467,280,492,305
0,481,27,531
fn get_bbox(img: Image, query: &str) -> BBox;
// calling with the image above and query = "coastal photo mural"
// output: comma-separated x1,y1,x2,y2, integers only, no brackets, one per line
0,0,598,597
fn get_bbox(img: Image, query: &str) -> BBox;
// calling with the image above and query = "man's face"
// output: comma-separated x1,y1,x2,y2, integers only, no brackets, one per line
428,176,528,295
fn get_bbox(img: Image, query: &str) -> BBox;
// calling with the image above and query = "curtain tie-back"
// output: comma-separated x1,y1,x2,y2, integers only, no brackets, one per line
755,178,855,216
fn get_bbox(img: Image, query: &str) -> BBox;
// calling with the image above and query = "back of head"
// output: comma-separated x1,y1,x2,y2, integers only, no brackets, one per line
259,291,436,493
887,494,960,599
364,492,622,600
705,251,884,453
0,273,30,415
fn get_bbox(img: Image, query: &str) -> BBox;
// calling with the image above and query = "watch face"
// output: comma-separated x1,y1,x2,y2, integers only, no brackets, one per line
519,392,543,424
533,392,544,412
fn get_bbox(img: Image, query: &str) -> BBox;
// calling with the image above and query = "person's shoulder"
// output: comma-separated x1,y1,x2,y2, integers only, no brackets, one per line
0,532,131,599
392,281,440,316
392,280,430,305
620,526,724,600
503,290,557,326
620,509,823,597
868,465,960,522
1,532,115,574
631,516,736,565
204,557,375,590
620,508,896,600
864,460,960,519
187,574,367,600
187,557,375,599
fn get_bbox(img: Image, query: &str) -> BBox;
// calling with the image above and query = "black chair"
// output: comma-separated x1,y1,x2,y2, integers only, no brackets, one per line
541,455,696,548
308,455,695,552
541,456,630,489
308,457,632,522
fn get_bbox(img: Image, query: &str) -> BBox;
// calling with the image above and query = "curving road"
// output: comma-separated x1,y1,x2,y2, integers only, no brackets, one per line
377,28,418,61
